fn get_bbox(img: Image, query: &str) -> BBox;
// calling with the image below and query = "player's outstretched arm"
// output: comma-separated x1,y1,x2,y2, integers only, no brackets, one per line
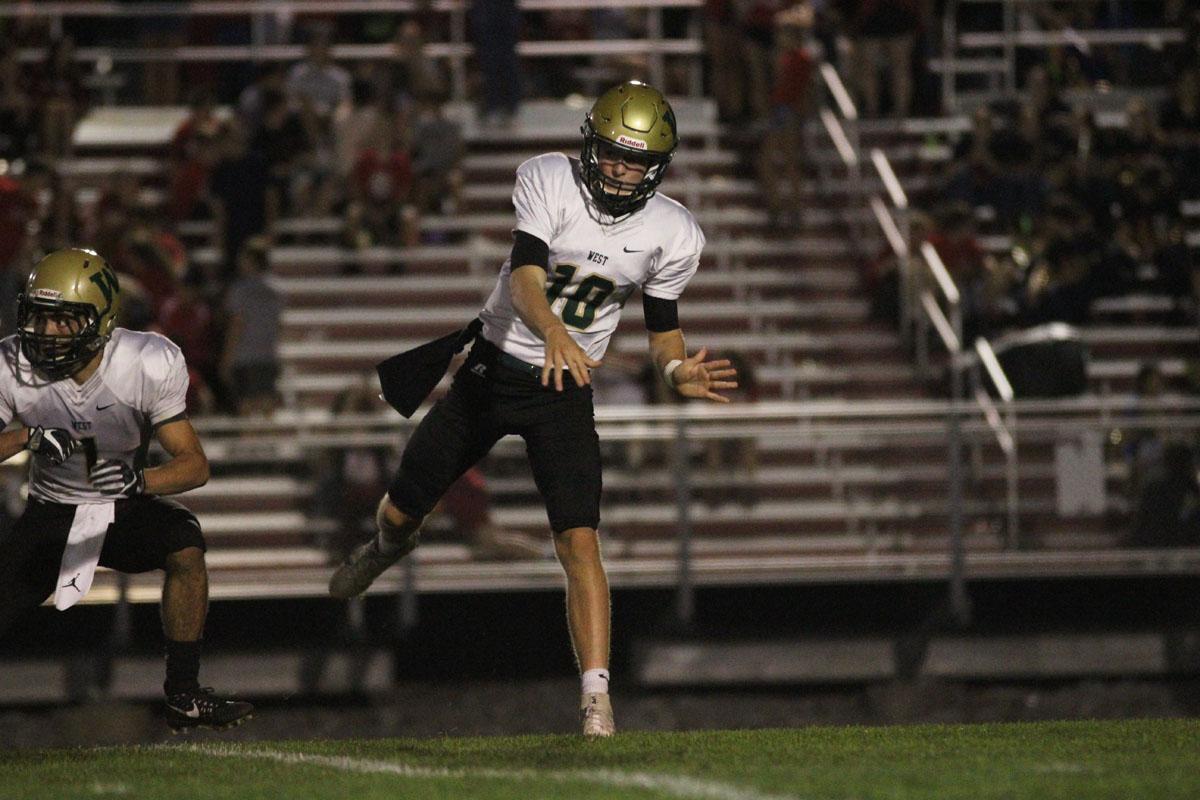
510,264,602,392
144,418,211,495
648,329,738,403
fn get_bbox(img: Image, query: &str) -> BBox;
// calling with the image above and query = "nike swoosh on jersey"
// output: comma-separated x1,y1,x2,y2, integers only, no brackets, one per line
96,403,115,411
623,246,644,253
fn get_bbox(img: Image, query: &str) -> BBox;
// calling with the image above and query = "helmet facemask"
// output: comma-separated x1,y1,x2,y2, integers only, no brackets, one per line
17,298,107,380
580,119,674,218
15,248,121,381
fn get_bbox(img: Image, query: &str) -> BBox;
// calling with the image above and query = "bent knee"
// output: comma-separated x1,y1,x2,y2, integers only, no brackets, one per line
553,527,601,565
165,546,206,575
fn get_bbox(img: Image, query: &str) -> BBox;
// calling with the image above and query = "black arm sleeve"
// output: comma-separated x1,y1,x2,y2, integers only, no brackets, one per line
510,230,550,270
643,294,680,333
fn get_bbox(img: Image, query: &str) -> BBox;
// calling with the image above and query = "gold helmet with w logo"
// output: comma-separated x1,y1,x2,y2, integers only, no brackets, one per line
580,80,678,217
17,248,121,379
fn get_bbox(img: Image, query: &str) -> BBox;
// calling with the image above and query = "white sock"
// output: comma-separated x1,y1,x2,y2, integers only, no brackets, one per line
581,668,610,695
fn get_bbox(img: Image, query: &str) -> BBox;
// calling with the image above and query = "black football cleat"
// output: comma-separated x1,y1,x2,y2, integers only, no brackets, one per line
165,687,254,732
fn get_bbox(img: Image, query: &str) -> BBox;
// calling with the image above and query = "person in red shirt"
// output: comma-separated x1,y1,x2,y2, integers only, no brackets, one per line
760,5,816,229
351,111,415,247
440,468,543,560
0,175,38,272
0,169,44,337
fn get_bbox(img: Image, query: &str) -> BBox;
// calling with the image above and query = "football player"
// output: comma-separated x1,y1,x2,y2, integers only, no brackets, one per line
330,81,737,738
0,248,253,731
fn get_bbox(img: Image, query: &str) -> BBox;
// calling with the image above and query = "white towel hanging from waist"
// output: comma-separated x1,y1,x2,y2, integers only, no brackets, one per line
54,502,116,610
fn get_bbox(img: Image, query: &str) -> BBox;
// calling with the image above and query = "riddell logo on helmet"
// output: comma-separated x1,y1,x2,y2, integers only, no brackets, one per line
616,135,647,150
32,288,62,301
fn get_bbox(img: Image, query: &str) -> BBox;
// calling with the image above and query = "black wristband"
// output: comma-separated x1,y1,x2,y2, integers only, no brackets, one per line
643,294,680,333
511,230,549,270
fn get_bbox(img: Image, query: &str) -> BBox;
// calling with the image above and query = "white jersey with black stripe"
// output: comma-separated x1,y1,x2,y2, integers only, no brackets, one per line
479,152,705,366
0,329,189,505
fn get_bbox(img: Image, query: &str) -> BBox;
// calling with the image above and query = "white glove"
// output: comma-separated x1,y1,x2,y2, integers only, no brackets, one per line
89,459,145,496
26,426,77,466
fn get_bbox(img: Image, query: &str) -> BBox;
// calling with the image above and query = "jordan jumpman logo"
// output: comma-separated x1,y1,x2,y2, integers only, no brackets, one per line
61,573,82,593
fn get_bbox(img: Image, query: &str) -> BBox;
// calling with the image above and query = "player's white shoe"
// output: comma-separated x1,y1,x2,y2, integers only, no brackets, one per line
328,535,417,599
580,692,615,738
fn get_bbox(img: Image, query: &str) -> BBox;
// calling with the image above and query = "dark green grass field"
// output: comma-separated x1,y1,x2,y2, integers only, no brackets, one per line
2,718,1197,799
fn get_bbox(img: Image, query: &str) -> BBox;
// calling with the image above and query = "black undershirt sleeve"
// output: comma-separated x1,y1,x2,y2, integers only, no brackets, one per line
510,230,550,270
153,412,189,430
642,294,680,333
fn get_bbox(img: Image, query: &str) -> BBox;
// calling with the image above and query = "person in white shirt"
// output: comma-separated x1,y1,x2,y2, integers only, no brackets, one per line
0,248,252,731
330,81,738,737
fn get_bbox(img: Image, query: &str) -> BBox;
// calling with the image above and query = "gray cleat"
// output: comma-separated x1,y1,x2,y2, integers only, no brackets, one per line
328,534,418,599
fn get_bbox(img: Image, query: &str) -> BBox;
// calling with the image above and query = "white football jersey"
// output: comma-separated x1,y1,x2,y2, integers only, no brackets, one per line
0,329,189,504
479,153,705,365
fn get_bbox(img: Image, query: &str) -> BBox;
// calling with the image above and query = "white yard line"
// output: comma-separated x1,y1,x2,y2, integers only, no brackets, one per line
182,743,801,800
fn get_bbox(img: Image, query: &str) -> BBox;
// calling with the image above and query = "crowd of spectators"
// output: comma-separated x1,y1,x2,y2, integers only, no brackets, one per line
896,58,1200,344
873,26,1200,546
0,13,468,417
0,3,1195,545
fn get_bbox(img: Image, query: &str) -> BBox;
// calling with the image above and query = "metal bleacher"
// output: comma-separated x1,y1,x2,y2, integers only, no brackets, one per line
9,0,1195,618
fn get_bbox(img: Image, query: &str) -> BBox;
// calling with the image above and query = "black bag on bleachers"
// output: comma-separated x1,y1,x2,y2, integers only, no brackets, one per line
991,323,1088,398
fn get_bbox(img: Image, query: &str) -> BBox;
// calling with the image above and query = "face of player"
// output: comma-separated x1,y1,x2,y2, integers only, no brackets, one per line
29,309,84,339
23,306,102,381
595,140,651,196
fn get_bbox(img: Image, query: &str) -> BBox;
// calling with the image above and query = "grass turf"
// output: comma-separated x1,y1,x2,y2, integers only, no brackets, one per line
1,718,1197,799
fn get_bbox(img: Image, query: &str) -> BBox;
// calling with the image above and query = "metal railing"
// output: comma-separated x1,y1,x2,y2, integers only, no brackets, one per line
5,0,706,101
939,0,1187,112
28,394,1195,642
815,61,1031,621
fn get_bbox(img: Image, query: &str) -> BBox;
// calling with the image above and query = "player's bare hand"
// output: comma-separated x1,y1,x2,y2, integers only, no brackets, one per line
671,347,739,403
542,326,602,391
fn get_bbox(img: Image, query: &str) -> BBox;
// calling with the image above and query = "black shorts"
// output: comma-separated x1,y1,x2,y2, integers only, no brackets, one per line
0,495,205,633
388,336,602,533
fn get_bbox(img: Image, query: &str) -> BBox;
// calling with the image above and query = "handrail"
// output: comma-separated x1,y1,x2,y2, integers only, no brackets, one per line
187,396,1200,434
974,338,1014,403
870,148,908,210
919,241,961,307
869,196,908,258
819,63,858,122
17,39,703,64
817,62,864,244
812,60,1022,617
920,292,961,354
0,0,702,16
974,338,1018,545
960,28,1184,49
818,109,858,167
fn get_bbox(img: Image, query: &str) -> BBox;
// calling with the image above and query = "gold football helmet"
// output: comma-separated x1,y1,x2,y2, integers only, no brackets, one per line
580,80,678,217
17,248,121,379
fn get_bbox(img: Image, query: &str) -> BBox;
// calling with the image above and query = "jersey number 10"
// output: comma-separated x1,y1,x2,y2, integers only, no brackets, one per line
544,264,615,330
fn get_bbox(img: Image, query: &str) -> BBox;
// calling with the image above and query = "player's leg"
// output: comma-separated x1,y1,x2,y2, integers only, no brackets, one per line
521,408,613,737
553,527,610,673
554,525,615,738
328,497,425,598
161,545,206,642
329,376,502,598
99,496,252,731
